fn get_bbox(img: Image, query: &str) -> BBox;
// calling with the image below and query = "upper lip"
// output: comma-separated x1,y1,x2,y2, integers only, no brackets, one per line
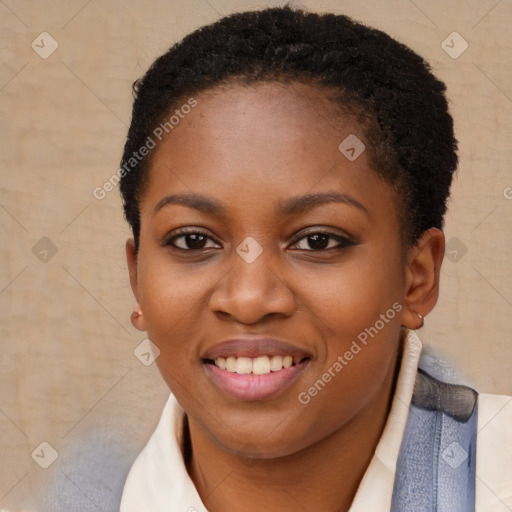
202,337,313,360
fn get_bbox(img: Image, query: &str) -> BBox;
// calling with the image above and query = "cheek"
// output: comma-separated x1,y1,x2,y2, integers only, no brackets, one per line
292,246,404,336
291,243,404,398
137,248,209,314
135,251,215,357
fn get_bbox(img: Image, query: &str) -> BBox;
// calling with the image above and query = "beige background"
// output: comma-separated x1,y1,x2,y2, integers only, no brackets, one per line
1,0,511,510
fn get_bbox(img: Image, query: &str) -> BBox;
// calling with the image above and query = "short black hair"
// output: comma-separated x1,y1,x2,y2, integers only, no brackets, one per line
120,6,458,249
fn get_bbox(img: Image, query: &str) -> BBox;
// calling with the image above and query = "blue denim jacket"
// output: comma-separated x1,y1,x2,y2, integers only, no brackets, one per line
391,368,478,512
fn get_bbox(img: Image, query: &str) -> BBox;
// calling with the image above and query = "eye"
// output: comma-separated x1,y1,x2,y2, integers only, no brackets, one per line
165,229,220,251
291,231,355,251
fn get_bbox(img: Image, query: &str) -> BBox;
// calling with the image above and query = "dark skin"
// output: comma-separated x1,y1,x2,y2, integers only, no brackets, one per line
127,82,444,512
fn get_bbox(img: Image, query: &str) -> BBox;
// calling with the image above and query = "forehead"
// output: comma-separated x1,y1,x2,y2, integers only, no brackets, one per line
184,81,355,145
139,81,398,224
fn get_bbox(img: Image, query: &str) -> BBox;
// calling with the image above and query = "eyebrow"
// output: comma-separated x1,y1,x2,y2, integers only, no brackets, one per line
154,193,224,216
278,192,368,216
153,191,368,217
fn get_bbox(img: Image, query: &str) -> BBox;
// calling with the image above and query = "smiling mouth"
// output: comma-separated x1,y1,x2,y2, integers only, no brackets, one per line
204,355,310,375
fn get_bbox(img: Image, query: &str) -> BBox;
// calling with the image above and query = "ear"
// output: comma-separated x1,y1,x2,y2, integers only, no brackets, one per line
400,228,445,329
126,238,146,331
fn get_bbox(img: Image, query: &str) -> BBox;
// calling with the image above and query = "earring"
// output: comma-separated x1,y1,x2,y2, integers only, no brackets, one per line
417,312,424,328
131,309,142,321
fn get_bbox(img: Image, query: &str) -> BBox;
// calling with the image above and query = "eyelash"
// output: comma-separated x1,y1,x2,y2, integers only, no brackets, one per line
164,228,356,252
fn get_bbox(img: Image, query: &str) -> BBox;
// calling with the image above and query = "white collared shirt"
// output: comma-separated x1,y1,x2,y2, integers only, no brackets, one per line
121,330,512,511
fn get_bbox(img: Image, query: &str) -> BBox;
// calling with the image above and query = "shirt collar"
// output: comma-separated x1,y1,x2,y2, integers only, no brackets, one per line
349,328,422,511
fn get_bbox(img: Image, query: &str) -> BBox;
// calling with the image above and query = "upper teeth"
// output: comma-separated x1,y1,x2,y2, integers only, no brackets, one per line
214,355,302,375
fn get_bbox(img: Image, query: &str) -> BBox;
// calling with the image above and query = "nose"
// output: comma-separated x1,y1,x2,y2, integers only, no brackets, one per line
208,249,296,325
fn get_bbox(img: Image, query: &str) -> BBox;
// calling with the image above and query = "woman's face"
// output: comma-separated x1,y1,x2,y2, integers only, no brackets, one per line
128,82,411,457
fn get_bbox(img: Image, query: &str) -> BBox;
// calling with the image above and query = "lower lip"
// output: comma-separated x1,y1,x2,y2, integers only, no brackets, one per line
204,361,309,401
